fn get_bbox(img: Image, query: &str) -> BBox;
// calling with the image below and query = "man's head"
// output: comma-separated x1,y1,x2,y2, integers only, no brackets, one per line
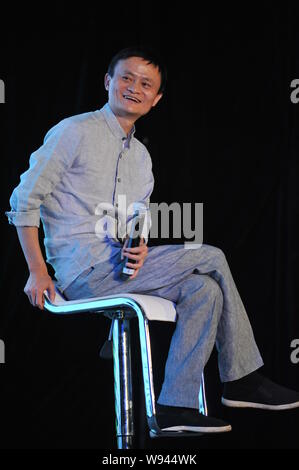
104,46,166,122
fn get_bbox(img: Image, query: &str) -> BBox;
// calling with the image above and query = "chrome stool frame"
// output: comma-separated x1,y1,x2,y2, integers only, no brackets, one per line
44,290,207,449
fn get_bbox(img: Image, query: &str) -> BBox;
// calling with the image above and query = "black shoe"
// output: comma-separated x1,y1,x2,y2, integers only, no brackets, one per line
156,404,232,434
222,375,299,410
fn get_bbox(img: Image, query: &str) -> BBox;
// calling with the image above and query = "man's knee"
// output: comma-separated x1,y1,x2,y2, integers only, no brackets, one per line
202,275,223,302
182,273,223,302
206,245,227,263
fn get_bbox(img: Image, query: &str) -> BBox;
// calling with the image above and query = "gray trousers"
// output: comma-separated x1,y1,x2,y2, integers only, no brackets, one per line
64,244,264,409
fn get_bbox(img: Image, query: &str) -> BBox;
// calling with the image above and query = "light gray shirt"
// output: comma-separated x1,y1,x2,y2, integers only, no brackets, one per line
5,103,154,291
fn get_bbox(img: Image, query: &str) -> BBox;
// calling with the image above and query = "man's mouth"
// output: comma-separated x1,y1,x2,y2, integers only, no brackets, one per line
123,95,141,103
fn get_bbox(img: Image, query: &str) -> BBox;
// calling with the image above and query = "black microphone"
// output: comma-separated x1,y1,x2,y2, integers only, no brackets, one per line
120,210,146,280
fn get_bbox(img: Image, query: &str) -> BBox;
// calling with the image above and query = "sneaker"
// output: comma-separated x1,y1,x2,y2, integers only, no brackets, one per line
222,375,299,410
156,404,232,433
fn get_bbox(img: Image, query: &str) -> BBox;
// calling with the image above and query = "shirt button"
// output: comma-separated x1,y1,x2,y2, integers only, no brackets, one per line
117,177,121,182
103,210,107,215
116,203,119,207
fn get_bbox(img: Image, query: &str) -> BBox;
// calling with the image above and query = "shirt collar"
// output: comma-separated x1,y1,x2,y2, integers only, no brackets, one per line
101,102,136,142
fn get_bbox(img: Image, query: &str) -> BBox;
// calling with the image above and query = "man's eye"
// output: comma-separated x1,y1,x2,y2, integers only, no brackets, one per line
142,82,151,88
122,76,129,81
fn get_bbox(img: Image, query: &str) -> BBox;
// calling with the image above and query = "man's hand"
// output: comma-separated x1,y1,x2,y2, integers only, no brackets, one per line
121,237,148,280
24,267,56,310
16,226,56,310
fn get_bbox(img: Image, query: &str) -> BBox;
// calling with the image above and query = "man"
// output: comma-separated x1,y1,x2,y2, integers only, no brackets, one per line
6,46,299,435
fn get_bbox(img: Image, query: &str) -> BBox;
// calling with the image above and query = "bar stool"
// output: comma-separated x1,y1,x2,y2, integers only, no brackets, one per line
44,286,207,449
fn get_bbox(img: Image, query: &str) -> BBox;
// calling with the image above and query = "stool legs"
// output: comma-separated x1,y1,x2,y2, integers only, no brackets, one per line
136,315,208,436
112,316,134,449
111,306,208,446
199,372,208,415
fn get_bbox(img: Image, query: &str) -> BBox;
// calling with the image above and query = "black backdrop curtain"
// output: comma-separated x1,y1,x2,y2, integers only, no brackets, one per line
0,2,299,450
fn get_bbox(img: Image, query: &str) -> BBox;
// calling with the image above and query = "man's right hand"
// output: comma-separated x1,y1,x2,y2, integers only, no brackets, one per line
16,226,56,310
24,268,56,310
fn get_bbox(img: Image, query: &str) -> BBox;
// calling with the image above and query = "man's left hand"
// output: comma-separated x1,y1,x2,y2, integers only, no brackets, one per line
121,237,148,280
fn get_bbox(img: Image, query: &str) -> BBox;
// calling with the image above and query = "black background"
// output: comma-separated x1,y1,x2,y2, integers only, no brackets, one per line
0,1,299,450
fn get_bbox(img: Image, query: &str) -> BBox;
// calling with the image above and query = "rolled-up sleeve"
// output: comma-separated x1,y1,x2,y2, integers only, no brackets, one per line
5,119,82,227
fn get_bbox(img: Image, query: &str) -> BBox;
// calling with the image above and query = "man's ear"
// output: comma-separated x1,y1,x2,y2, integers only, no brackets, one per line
104,73,110,91
152,93,163,108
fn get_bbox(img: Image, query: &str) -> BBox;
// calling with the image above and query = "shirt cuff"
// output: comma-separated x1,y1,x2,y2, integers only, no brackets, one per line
5,209,40,227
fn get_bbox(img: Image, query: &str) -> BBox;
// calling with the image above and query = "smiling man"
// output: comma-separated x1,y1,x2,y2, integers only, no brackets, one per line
6,46,299,438
104,55,163,133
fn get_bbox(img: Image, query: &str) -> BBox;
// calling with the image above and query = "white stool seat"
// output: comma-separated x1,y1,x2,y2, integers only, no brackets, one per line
44,288,177,322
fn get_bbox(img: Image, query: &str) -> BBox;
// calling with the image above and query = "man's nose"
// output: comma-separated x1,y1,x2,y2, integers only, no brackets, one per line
127,80,140,93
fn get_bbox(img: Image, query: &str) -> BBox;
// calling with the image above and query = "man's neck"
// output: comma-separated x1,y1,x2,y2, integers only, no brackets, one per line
107,102,137,136
115,115,136,137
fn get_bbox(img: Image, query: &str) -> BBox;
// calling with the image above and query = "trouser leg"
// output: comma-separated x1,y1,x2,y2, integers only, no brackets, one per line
156,273,224,409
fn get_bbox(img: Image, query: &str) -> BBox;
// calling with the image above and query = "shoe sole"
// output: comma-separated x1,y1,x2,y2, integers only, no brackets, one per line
160,424,232,433
222,397,299,410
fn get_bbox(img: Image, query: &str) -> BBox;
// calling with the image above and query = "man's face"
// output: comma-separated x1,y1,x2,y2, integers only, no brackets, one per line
104,56,163,120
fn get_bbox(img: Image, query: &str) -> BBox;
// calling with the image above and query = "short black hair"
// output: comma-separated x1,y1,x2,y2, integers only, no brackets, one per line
107,45,167,94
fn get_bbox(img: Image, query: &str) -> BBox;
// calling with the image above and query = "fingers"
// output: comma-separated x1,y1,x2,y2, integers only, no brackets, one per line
124,254,144,272
26,291,34,307
121,237,147,280
47,282,56,303
123,246,147,269
125,260,144,269
25,289,44,310
35,290,45,310
122,252,140,261
24,288,34,307
24,278,55,310
129,268,139,280
122,248,148,264
123,245,147,254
